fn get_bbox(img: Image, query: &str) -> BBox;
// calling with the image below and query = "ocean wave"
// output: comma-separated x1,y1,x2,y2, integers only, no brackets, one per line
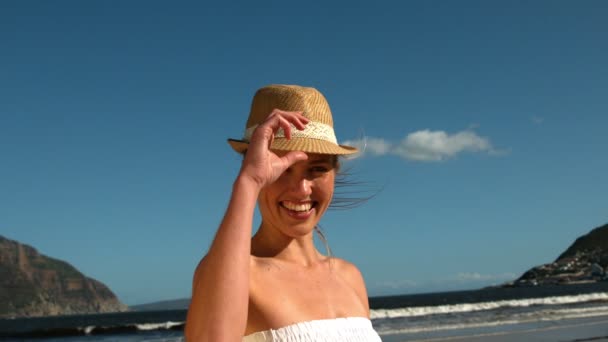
376,304,608,335
80,321,185,335
370,291,608,319
134,321,184,331
0,321,186,339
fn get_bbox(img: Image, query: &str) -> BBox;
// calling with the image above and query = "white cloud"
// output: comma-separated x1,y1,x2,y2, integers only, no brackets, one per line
343,129,496,162
394,130,492,161
343,137,392,157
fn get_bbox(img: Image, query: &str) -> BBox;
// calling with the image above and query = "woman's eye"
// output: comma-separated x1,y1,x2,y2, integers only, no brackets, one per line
311,166,329,173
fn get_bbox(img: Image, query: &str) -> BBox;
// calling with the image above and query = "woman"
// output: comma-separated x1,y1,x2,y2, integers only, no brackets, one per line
185,85,382,341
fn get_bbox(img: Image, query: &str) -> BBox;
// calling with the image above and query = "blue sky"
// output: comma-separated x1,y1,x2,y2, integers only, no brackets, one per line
1,1,607,305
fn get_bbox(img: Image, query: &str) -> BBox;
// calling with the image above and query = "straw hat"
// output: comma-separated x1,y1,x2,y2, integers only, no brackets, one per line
228,84,358,155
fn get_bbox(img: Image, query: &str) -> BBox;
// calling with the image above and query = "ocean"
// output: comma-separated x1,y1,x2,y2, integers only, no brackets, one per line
1,282,607,341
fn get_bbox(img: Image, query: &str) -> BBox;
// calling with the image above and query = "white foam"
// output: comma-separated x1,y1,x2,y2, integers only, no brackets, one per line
135,321,184,331
377,304,608,335
371,292,608,319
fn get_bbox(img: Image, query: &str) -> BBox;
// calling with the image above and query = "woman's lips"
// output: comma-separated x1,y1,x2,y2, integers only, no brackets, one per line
280,201,317,220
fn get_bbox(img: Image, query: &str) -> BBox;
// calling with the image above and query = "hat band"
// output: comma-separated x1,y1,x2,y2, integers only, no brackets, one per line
243,121,338,144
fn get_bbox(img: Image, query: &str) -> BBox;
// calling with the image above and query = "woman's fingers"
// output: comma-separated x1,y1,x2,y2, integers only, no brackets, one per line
267,110,308,130
255,109,308,145
247,109,309,156
286,111,309,130
280,151,308,168
277,115,292,140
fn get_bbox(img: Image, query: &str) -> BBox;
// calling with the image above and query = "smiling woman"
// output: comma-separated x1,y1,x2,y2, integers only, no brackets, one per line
256,153,336,238
184,85,382,341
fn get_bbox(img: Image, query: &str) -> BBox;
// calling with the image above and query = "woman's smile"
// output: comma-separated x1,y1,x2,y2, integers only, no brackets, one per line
280,200,318,220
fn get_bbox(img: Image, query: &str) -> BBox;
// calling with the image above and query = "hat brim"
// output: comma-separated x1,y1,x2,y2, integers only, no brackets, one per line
227,137,359,155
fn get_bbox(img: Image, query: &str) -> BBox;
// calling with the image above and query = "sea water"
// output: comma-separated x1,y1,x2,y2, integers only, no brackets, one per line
1,283,607,342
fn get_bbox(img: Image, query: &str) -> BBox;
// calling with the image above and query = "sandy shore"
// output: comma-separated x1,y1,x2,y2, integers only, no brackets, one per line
382,314,608,342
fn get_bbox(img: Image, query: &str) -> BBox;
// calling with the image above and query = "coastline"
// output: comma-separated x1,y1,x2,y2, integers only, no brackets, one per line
381,314,608,342
1,283,607,341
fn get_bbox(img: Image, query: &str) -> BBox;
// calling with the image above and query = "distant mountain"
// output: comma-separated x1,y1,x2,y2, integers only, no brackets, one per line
0,235,128,318
557,223,608,260
511,223,608,287
130,298,190,311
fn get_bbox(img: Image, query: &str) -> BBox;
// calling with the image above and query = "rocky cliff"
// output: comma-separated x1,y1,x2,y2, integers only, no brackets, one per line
0,235,128,318
512,223,608,287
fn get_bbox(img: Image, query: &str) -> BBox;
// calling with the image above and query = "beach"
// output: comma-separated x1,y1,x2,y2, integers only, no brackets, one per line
382,315,608,342
2,284,607,342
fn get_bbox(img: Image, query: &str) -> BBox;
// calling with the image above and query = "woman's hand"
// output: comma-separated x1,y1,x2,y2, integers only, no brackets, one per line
238,109,309,190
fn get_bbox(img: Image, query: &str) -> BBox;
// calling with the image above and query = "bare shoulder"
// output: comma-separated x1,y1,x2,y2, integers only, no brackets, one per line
191,256,208,285
332,258,365,283
331,258,370,310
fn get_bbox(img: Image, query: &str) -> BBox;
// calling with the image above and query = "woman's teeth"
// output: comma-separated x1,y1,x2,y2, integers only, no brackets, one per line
282,201,313,212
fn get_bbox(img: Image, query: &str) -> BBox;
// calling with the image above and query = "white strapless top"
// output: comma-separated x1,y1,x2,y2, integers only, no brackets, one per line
243,317,382,342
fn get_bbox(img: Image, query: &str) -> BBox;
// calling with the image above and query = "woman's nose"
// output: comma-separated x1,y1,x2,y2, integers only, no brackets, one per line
292,176,312,196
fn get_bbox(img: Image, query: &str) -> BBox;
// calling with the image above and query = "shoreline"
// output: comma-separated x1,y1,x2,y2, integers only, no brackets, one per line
381,314,608,342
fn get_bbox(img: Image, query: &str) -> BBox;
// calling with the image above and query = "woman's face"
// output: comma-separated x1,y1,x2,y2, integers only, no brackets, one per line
258,153,336,237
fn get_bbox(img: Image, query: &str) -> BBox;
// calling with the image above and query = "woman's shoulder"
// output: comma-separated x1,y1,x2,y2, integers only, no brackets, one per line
332,258,365,282
331,257,370,311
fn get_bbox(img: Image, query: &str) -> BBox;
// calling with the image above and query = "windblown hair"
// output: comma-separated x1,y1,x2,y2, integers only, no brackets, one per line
315,156,380,257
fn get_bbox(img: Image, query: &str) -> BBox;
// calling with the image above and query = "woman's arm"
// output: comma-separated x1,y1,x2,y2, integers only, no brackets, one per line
184,110,308,342
185,176,258,342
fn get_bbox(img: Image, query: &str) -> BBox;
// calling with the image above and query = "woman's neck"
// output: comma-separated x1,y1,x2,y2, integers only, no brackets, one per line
251,224,324,266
